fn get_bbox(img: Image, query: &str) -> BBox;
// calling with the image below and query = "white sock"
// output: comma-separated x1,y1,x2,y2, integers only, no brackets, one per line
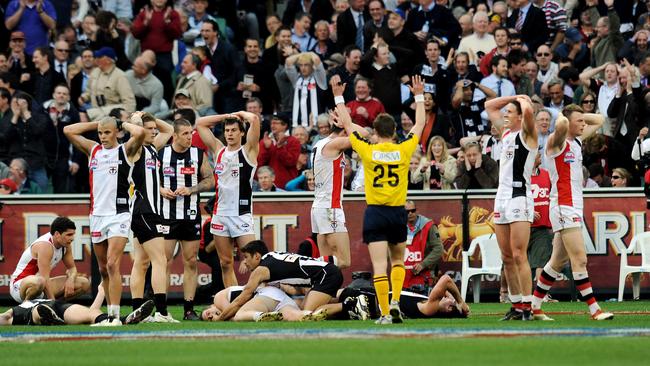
508,293,522,303
109,305,120,318
253,312,263,321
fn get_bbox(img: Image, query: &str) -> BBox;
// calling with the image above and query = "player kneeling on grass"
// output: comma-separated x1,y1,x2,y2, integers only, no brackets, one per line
201,285,326,322
0,297,154,327
9,217,90,304
214,240,343,321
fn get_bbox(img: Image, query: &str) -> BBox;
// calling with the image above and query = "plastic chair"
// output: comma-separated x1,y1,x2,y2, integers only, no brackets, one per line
618,231,650,301
461,233,503,303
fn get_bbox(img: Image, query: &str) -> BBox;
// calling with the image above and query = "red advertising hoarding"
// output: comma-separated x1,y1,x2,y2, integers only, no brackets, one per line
0,189,646,299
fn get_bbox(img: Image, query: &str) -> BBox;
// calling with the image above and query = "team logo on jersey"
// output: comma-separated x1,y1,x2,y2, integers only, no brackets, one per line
564,151,576,163
163,166,175,176
505,148,515,160
89,159,98,170
231,169,239,178
108,166,118,175
145,158,157,169
180,167,196,175
214,163,225,175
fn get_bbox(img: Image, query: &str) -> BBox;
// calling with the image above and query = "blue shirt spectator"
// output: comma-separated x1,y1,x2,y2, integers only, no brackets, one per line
5,0,57,55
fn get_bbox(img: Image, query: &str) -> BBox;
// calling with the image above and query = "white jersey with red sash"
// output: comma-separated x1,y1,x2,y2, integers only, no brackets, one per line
404,220,435,288
10,233,63,284
213,146,256,216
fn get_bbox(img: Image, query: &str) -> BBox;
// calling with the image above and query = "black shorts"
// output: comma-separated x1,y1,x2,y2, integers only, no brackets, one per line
362,205,407,244
131,214,164,244
163,218,202,241
311,263,344,297
11,300,72,325
399,294,428,319
528,227,553,269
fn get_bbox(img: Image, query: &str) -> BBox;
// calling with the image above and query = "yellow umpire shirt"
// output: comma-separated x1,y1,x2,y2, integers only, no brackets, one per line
350,131,419,206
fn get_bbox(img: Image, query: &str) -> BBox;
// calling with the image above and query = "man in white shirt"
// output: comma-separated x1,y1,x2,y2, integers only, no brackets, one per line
458,11,497,59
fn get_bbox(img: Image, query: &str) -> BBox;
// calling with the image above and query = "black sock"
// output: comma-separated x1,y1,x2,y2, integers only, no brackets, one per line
154,293,168,316
132,298,144,312
94,313,109,324
184,300,194,313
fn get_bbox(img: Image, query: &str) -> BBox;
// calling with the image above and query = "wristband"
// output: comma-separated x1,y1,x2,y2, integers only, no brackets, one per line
414,94,424,103
334,96,345,105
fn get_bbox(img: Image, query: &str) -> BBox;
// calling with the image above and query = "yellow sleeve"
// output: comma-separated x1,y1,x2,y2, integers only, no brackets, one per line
400,133,419,157
349,131,372,161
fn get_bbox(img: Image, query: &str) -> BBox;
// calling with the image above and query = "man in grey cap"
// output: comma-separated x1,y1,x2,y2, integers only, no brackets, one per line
80,47,136,120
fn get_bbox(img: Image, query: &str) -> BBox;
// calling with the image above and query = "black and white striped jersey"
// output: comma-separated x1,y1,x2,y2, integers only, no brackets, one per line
159,145,204,220
131,145,161,215
259,252,330,287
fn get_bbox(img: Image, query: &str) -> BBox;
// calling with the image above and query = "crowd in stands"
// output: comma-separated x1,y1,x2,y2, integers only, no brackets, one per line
0,0,648,194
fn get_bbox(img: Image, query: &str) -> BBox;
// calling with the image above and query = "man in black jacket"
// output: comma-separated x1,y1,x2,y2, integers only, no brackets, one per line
404,0,461,50
203,20,241,113
507,0,549,54
336,0,370,50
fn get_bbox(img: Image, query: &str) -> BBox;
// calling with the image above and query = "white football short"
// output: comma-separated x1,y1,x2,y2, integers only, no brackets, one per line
90,212,131,243
549,205,583,232
256,286,299,311
310,207,348,234
9,278,44,303
210,213,255,238
493,196,534,224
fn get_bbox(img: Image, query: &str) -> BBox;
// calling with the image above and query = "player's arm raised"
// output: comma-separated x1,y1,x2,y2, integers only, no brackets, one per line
327,105,370,153
429,274,470,315
152,118,174,150
407,75,426,139
34,243,55,299
582,112,605,139
484,95,519,132
63,121,100,156
196,114,228,155
518,95,537,144
234,111,261,160
123,121,146,159
217,267,270,321
547,113,569,154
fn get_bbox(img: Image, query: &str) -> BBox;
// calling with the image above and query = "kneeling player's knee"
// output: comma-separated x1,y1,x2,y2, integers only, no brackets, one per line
34,276,46,290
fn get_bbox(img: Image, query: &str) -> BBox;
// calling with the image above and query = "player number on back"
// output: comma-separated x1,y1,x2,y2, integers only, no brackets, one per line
373,164,399,188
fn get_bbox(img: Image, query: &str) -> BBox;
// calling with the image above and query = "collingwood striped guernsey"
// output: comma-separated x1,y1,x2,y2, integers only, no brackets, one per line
159,145,204,220
131,145,161,215
260,252,331,286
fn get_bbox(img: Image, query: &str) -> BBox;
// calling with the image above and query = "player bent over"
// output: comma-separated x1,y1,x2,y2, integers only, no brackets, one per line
339,76,427,324
215,240,343,321
532,105,613,321
9,217,90,303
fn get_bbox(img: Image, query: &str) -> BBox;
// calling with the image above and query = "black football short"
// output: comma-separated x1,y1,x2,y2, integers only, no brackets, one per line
362,205,408,244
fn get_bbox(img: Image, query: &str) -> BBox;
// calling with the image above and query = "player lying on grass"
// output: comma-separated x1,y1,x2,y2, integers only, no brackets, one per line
0,297,154,326
200,285,326,322
214,240,343,321
297,274,469,320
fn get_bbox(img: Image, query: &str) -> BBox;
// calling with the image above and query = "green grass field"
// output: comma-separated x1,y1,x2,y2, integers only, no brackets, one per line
2,301,650,366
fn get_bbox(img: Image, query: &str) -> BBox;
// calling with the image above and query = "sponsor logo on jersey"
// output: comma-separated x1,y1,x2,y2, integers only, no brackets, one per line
211,223,224,231
572,216,582,223
91,231,102,237
180,166,196,175
239,199,249,205
163,166,175,176
494,212,501,218
371,151,401,163
156,225,170,234
145,158,157,169
187,209,196,216
564,151,576,163
214,163,225,175
89,159,98,170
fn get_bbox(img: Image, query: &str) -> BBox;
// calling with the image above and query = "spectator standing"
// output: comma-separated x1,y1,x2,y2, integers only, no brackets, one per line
257,115,301,189
4,0,57,55
70,49,95,112
479,27,510,77
458,11,496,60
126,56,166,115
413,39,450,111
6,92,47,192
24,47,65,105
292,12,316,52
336,0,370,50
363,0,390,52
132,0,182,104
607,67,640,148
506,0,549,53
327,45,362,104
591,0,625,67
202,19,240,113
81,47,136,120
0,87,12,164
450,79,496,141
42,84,81,193
236,39,273,113
174,54,213,115
533,0,567,51
7,31,33,78
285,52,328,129
360,43,402,117
52,40,71,82
404,0,461,49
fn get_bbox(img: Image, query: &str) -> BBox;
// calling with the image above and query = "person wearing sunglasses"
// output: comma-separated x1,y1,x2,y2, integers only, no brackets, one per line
535,44,558,86
579,92,597,113
402,200,443,292
533,104,613,321
610,167,632,188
